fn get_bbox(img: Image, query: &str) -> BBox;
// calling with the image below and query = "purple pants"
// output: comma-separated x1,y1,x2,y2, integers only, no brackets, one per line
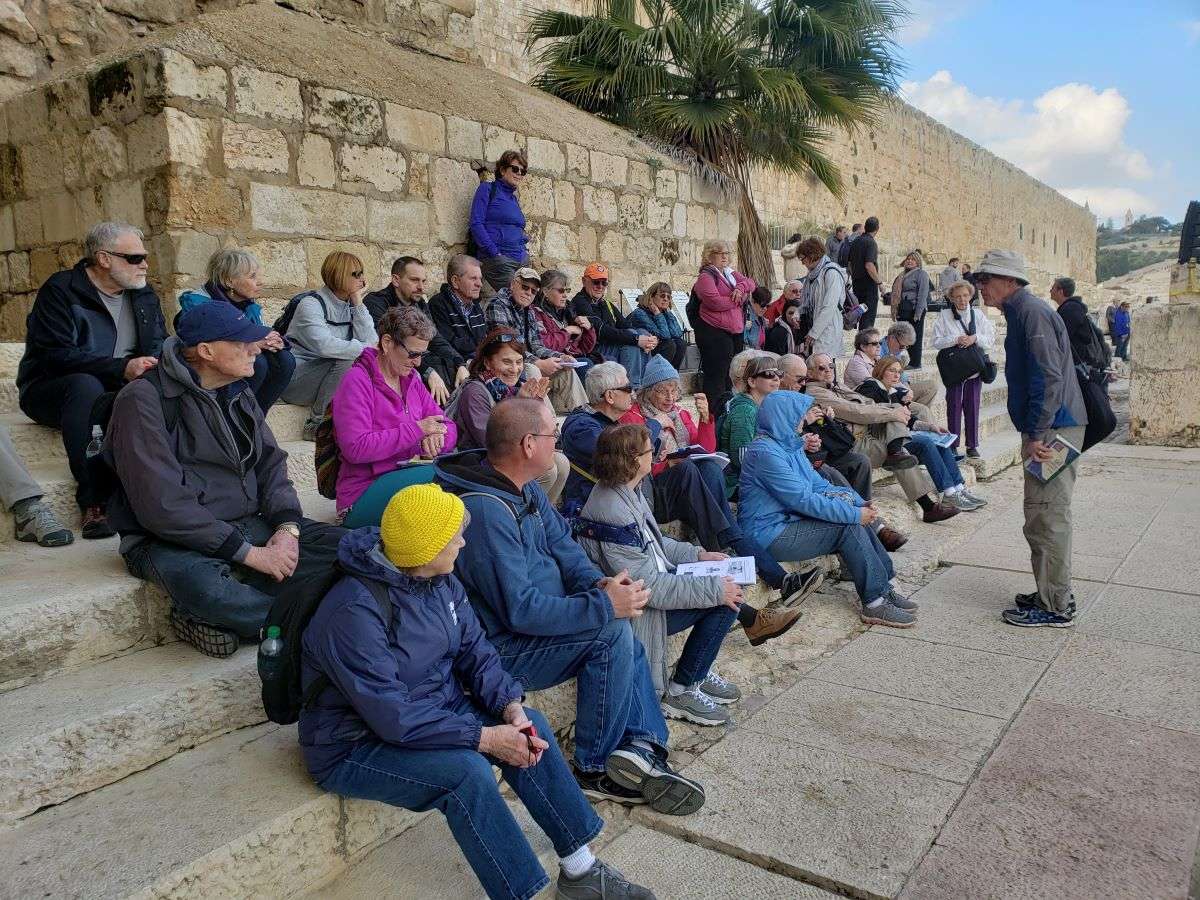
945,376,982,450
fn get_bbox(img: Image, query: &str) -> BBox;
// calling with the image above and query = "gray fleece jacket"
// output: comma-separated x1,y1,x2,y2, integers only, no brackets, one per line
288,287,377,365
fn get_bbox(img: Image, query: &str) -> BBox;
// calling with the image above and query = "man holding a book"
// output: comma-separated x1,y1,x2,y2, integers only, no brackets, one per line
975,251,1088,628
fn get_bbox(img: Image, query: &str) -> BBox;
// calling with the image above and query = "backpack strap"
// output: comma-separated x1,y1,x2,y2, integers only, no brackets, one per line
571,516,646,550
459,490,529,538
301,569,394,709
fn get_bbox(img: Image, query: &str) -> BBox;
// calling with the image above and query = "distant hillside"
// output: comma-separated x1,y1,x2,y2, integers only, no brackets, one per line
1095,218,1181,281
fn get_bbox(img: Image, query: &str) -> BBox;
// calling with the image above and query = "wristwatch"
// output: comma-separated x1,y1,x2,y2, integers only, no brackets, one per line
275,522,301,539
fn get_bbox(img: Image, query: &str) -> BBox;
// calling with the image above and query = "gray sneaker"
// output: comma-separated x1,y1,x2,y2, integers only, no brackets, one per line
301,417,321,441
886,588,919,611
661,687,731,727
698,670,742,705
556,860,657,899
859,598,917,628
946,491,981,511
961,490,987,507
13,500,74,547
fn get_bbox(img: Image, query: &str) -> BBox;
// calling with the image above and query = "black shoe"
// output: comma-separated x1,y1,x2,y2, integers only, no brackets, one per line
606,745,705,816
1013,591,1076,619
966,447,981,459
882,449,919,471
572,764,647,806
80,506,115,539
169,607,240,658
779,568,824,608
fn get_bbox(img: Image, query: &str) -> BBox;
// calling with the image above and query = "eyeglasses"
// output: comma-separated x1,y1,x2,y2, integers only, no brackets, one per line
351,270,364,279
636,447,654,457
509,165,527,175
609,384,634,394
101,250,148,265
526,425,561,441
589,279,609,287
752,369,782,380
975,274,993,284
864,340,881,346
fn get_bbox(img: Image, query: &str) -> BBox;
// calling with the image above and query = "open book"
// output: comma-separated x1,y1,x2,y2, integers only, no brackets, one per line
675,556,757,585
1024,434,1081,483
930,432,958,449
664,444,730,469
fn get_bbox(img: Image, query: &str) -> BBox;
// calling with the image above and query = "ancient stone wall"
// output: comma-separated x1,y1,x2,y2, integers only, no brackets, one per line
0,5,736,335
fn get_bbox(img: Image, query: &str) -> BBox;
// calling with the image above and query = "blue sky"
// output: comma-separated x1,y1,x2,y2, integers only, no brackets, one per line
896,0,1197,223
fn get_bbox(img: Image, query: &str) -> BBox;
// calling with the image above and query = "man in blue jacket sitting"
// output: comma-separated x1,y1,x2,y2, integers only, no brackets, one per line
436,398,707,816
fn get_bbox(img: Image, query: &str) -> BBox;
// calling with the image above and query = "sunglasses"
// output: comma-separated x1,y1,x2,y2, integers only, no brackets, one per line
102,250,148,265
813,364,832,372
402,347,426,360
864,340,881,346
589,279,609,287
351,270,364,279
752,369,782,380
609,384,634,394
509,165,527,175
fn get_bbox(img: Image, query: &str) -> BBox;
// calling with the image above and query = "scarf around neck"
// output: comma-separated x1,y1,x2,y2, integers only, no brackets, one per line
639,397,689,460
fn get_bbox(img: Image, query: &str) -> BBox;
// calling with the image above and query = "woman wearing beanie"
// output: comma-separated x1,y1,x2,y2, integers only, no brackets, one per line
618,353,714,476
446,328,570,505
300,485,656,900
577,426,805,727
331,305,458,528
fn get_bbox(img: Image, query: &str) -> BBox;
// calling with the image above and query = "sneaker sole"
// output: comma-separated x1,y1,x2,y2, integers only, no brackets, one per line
858,611,917,629
661,702,730,727
1002,615,1074,629
15,530,75,547
780,570,825,609
605,757,706,816
698,689,740,706
577,785,647,805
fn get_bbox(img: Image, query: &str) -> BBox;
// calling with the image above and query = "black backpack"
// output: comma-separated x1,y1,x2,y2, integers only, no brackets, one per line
686,266,721,330
259,566,393,725
837,238,853,269
465,180,498,259
92,368,181,511
272,290,328,336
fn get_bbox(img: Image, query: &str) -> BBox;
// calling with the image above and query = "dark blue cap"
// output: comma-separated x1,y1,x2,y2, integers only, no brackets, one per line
176,301,271,347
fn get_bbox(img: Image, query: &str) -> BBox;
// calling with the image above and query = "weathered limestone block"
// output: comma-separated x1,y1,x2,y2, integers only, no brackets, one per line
718,208,737,237
655,168,677,199
297,134,335,188
1129,266,1200,448
628,160,652,191
245,239,306,287
368,199,430,243
6,249,28,290
0,205,13,251
578,225,597,263
81,126,128,181
565,144,589,179
676,172,691,202
158,48,227,105
599,229,624,263
0,35,39,78
445,116,482,159
527,138,564,176
430,156,477,243
223,121,289,174
18,139,64,192
581,185,617,225
250,183,367,238
384,103,444,154
553,180,576,222
13,198,41,247
338,144,406,193
646,196,672,232
589,151,627,188
0,0,38,43
483,124,523,162
170,229,220,276
232,67,302,122
5,89,47,143
128,107,211,171
617,192,643,231
39,191,77,243
542,222,577,263
519,174,554,219
308,87,382,140
101,178,145,227
686,204,704,240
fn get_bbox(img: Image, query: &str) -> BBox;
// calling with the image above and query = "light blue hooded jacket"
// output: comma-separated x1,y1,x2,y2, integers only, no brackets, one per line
737,391,865,547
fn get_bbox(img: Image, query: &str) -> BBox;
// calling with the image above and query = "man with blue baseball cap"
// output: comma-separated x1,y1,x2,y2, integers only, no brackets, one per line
104,302,346,657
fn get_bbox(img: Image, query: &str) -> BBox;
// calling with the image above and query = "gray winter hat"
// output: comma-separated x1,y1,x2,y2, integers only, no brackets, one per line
976,249,1029,284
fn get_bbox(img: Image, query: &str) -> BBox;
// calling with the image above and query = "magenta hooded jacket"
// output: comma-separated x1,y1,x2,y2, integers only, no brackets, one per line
330,346,458,511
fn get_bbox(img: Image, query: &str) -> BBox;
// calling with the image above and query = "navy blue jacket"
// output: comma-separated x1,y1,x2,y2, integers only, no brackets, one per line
436,450,612,639
18,260,166,394
1002,287,1087,441
560,407,661,516
299,527,523,783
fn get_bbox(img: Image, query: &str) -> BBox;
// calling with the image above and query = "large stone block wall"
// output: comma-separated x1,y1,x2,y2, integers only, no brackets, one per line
0,6,737,335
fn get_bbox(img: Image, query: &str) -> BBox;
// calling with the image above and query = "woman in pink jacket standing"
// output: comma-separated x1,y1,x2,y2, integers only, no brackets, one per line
691,239,756,411
332,306,458,527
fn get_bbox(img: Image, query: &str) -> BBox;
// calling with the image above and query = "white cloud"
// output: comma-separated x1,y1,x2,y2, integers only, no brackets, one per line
896,1,975,45
1185,20,1200,45
901,70,1158,220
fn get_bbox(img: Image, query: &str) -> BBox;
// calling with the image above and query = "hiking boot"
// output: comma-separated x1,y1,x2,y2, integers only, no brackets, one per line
698,670,742,705
661,688,731,727
780,568,824,607
301,417,321,441
882,449,919,471
743,604,803,646
80,506,115,539
877,526,908,552
1001,606,1074,629
572,765,646,806
1013,591,1076,619
966,447,981,459
922,501,960,524
859,598,917,628
946,492,982,512
556,860,657,900
169,607,240,658
13,500,74,547
886,588,919,611
606,745,706,815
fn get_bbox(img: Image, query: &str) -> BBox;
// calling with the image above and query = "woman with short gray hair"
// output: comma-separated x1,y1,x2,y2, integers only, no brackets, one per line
179,248,296,411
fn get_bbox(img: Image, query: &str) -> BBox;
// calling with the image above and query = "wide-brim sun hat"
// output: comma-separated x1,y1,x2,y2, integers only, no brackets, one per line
976,249,1029,284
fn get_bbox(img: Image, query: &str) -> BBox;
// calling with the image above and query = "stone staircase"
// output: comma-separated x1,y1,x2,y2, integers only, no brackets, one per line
0,311,1025,897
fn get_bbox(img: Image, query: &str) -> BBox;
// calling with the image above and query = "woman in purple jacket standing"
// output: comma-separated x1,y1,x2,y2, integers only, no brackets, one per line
471,150,530,291
331,306,458,527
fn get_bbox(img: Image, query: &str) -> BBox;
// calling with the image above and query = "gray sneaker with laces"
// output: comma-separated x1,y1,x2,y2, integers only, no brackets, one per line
946,491,981,511
661,687,731,726
859,598,917,628
886,588,919,611
961,490,987,507
556,860,657,899
13,500,74,547
698,670,741,705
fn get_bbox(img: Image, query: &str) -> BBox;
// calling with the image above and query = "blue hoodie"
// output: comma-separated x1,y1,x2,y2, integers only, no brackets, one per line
436,449,613,638
469,179,528,261
737,391,865,547
298,527,523,784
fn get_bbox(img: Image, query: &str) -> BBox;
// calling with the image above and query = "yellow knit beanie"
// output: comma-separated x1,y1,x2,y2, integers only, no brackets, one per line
379,484,466,568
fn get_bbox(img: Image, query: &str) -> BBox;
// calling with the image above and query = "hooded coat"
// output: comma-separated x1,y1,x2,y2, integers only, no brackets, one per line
298,527,523,783
737,392,865,548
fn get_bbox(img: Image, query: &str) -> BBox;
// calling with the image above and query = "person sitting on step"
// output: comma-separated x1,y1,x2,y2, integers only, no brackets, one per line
330,305,457,529
437,398,708,815
717,354,781,498
879,321,939,407
428,254,490,372
628,281,687,370
300,483,656,900
105,302,345,658
569,263,657,388
577,424,805,727
279,251,377,441
739,391,920,629
1,423,73,547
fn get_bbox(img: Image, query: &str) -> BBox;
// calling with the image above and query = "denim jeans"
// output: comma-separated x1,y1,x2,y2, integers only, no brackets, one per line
907,431,965,492
248,347,296,413
123,516,344,637
769,517,894,604
598,331,650,387
320,702,602,900
665,605,738,687
489,619,668,773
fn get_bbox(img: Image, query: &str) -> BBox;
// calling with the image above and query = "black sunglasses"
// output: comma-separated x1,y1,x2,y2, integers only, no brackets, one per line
864,340,881,346
609,384,634,394
403,347,426,360
351,270,364,279
509,165,527,175
101,250,148,265
751,369,782,380
590,279,609,287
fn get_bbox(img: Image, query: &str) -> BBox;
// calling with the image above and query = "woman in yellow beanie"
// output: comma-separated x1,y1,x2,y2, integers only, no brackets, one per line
298,483,657,900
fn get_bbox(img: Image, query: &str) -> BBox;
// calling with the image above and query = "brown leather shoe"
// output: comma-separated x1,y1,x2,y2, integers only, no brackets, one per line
922,501,961,524
80,506,115,539
877,526,908,552
882,450,919,471
743,605,804,647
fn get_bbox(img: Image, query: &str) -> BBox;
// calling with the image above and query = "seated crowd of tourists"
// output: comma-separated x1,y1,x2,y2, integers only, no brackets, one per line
12,202,1001,900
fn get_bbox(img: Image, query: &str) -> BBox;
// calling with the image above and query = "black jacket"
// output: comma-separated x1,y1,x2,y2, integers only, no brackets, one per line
17,260,167,395
569,289,638,346
428,283,489,365
104,337,302,562
1057,296,1110,373
363,284,460,385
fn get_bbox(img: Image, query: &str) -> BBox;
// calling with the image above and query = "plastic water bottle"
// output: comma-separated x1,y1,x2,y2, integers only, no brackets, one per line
85,424,104,459
258,625,285,682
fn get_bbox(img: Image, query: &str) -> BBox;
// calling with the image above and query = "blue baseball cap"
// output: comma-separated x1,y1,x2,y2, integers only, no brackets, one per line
176,302,271,347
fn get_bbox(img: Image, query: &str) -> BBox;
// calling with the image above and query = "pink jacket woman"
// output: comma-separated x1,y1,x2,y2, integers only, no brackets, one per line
330,346,458,511
693,265,757,335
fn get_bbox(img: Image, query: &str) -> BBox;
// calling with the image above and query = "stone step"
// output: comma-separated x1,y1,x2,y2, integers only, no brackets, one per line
963,429,1025,480
0,723,423,900
0,642,264,824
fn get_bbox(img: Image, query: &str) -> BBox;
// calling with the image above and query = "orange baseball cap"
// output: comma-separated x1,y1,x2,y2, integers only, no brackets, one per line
583,262,608,281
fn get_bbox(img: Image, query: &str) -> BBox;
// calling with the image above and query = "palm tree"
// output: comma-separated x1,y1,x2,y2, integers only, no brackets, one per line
527,0,905,288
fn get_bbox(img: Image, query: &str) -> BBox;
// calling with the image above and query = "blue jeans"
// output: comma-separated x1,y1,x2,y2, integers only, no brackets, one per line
768,517,894,604
598,330,650,387
907,432,964,492
123,516,344,637
665,605,738,687
320,702,602,900
248,348,296,412
489,619,668,773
